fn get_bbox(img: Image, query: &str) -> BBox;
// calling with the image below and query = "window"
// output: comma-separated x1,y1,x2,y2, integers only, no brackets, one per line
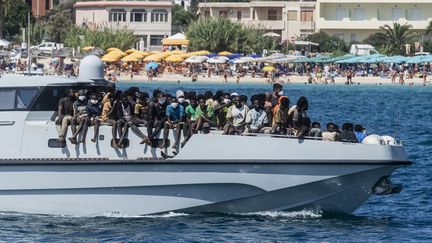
351,34,357,42
150,35,165,46
287,10,297,21
0,88,39,111
151,9,168,22
410,8,421,21
45,0,50,11
252,10,256,20
268,9,278,20
109,9,126,22
204,11,210,18
131,9,147,22
30,86,69,111
354,8,365,21
392,8,403,21
335,33,345,40
300,10,313,21
237,11,242,20
336,8,346,20
219,11,227,18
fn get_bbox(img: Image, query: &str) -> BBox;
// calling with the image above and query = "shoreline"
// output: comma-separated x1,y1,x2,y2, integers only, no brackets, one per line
117,73,432,86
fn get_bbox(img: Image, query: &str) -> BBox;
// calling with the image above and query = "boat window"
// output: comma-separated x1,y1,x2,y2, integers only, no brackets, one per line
0,89,16,110
16,88,39,109
0,88,39,111
30,86,70,111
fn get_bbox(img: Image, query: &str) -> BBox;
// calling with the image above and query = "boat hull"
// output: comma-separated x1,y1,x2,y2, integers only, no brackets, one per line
0,160,405,216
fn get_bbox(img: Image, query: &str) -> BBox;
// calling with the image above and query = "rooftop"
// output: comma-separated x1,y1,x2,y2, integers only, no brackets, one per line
74,1,174,9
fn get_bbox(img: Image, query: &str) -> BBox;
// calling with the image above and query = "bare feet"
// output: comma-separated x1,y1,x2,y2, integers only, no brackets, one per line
59,136,65,143
68,137,77,144
91,138,96,143
111,139,118,148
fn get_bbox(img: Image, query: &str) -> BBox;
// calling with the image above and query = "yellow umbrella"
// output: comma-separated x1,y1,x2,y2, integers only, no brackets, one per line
121,54,139,62
149,51,161,55
101,54,120,62
171,50,185,54
106,47,122,52
144,53,164,62
109,50,127,57
129,51,145,59
125,49,136,54
218,51,232,56
165,55,184,62
263,66,275,72
82,46,94,52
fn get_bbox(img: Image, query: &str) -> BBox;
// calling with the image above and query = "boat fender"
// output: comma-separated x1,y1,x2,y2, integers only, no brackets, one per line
381,135,396,145
362,134,386,145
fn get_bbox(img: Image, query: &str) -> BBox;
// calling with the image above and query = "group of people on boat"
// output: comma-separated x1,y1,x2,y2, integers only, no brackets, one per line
55,83,368,148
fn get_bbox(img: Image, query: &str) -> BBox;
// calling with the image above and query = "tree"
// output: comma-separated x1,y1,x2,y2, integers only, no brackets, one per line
64,24,137,51
172,5,197,32
304,31,347,54
186,17,275,53
0,0,31,40
375,22,418,55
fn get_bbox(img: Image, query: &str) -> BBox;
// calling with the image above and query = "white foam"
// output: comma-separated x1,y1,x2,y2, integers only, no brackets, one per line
244,210,322,218
101,211,189,218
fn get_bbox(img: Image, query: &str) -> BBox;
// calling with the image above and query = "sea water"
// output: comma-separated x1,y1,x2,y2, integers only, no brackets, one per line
0,82,430,241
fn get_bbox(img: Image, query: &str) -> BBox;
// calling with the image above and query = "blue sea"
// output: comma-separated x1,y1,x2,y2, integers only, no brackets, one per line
1,82,431,241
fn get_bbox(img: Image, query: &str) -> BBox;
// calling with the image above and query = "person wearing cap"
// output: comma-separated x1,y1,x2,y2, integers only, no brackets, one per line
69,90,89,144
354,124,367,143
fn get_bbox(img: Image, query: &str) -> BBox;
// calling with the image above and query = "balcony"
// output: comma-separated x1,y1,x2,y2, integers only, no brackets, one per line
317,17,432,30
242,19,285,30
299,21,315,31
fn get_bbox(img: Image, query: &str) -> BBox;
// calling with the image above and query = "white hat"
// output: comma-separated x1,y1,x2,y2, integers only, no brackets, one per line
230,92,239,97
176,90,185,98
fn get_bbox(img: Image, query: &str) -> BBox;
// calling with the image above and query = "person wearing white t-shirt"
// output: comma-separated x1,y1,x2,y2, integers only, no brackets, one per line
245,98,268,133
223,96,249,135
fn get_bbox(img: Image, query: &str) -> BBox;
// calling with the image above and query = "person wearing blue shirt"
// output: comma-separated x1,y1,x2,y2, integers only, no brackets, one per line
354,124,367,143
161,97,185,149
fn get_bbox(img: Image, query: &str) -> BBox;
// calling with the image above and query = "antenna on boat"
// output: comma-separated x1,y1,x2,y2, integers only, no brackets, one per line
394,112,400,141
27,11,31,75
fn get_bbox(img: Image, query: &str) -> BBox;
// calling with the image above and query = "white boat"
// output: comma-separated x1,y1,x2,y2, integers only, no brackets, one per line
0,56,410,216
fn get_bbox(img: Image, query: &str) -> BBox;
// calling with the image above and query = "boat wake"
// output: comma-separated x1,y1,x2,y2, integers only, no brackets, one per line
101,211,190,218
242,210,323,219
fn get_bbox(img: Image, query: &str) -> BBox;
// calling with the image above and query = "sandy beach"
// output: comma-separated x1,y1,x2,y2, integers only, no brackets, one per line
117,72,432,86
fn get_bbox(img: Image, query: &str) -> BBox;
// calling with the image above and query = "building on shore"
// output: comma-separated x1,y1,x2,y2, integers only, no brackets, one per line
197,1,317,43
74,1,174,51
316,0,432,43
26,0,54,18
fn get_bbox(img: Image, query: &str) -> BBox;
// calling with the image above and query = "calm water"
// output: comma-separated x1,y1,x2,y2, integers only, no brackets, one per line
1,82,431,242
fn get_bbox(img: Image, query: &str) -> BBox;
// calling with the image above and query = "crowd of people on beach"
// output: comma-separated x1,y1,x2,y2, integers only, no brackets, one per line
55,83,368,149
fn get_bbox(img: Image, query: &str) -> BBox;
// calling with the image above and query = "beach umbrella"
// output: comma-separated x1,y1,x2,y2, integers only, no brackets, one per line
263,66,275,72
146,62,159,71
125,49,137,54
227,53,241,59
144,53,165,62
0,50,9,57
101,54,120,62
185,57,205,63
109,50,127,57
207,57,227,63
232,57,254,64
165,55,184,62
218,51,232,56
171,50,185,54
82,46,94,52
121,54,139,62
106,47,122,53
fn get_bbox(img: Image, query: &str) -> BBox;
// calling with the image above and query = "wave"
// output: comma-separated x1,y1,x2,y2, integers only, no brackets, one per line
101,211,190,218
243,210,322,218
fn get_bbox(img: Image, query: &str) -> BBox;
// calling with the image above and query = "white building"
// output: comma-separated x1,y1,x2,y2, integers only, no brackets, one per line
74,1,174,51
198,1,316,42
316,0,432,42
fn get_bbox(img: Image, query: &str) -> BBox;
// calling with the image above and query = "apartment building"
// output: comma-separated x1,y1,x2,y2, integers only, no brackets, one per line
26,0,54,18
198,1,317,42
74,1,174,51
316,0,432,42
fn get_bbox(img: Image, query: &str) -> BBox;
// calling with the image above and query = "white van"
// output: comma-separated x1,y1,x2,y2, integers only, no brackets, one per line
350,44,379,56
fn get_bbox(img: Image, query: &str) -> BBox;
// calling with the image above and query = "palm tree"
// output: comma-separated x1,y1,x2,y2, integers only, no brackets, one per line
375,23,418,55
